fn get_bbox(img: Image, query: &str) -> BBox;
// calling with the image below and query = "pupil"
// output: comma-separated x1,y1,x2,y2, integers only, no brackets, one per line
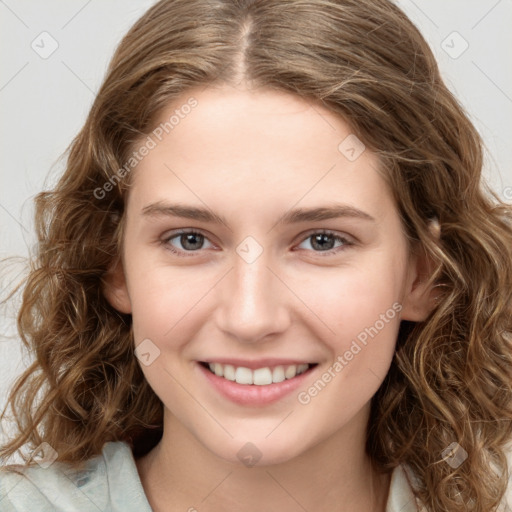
312,233,334,251
182,233,203,250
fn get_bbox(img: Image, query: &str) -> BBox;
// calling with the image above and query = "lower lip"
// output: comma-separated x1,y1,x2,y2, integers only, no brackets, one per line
197,362,316,406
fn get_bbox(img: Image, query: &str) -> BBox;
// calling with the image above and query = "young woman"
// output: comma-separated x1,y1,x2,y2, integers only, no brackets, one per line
1,1,511,511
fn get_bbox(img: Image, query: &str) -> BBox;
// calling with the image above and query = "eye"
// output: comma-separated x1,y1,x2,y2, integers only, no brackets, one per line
296,230,354,256
161,230,214,257
160,229,354,257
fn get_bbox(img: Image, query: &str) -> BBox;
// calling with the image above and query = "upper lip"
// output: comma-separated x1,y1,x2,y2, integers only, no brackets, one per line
199,358,318,370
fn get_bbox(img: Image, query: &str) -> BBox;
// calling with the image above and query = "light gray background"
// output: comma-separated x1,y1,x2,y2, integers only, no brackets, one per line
1,1,511,448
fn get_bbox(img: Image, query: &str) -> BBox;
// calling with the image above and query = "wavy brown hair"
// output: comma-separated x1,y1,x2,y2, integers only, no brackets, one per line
1,0,512,510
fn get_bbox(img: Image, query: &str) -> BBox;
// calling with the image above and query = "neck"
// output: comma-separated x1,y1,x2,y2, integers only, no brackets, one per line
135,407,391,512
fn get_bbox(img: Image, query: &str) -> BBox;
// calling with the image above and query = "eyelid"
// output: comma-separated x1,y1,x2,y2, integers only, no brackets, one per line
297,228,357,245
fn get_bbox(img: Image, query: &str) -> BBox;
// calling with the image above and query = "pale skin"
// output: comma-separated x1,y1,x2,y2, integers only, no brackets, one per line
104,83,438,511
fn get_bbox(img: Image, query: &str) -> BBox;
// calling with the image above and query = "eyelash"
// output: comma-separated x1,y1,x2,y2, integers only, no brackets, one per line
160,229,355,258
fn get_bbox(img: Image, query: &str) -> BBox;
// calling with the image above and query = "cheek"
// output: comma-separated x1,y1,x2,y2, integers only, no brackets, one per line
125,251,217,350
328,258,405,394
294,252,405,341
296,271,403,421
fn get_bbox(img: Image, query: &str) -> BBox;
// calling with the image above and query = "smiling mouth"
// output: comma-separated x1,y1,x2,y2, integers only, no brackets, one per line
199,361,318,386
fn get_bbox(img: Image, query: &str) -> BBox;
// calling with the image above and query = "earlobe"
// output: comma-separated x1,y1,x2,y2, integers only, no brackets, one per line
102,258,132,314
400,219,442,322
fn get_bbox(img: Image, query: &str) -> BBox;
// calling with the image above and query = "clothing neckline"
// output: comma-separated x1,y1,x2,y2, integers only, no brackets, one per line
109,440,419,512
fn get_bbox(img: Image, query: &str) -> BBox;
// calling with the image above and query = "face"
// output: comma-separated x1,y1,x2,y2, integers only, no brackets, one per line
106,84,430,466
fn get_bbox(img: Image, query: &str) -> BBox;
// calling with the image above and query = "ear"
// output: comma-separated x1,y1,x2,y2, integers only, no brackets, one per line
400,218,442,322
102,257,132,314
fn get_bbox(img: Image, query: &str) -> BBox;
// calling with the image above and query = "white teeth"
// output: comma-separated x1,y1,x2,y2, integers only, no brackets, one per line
253,367,273,386
272,365,286,383
205,362,311,385
223,364,236,381
214,363,224,377
284,365,297,379
235,367,253,385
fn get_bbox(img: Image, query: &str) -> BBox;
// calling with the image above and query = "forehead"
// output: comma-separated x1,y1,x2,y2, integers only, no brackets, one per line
127,85,394,221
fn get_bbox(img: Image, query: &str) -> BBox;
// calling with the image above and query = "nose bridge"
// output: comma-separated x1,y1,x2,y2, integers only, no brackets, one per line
216,237,288,342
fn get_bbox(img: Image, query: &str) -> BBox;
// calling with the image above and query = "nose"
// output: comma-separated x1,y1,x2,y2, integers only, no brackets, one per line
214,246,291,344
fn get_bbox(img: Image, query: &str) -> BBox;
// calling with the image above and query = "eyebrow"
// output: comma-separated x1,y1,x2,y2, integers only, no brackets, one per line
141,201,376,227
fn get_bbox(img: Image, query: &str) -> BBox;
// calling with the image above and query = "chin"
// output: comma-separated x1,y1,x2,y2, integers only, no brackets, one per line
200,431,311,468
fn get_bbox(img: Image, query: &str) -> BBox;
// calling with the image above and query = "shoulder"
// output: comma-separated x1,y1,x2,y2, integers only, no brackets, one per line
502,441,512,508
0,441,152,512
386,463,418,512
386,441,512,511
